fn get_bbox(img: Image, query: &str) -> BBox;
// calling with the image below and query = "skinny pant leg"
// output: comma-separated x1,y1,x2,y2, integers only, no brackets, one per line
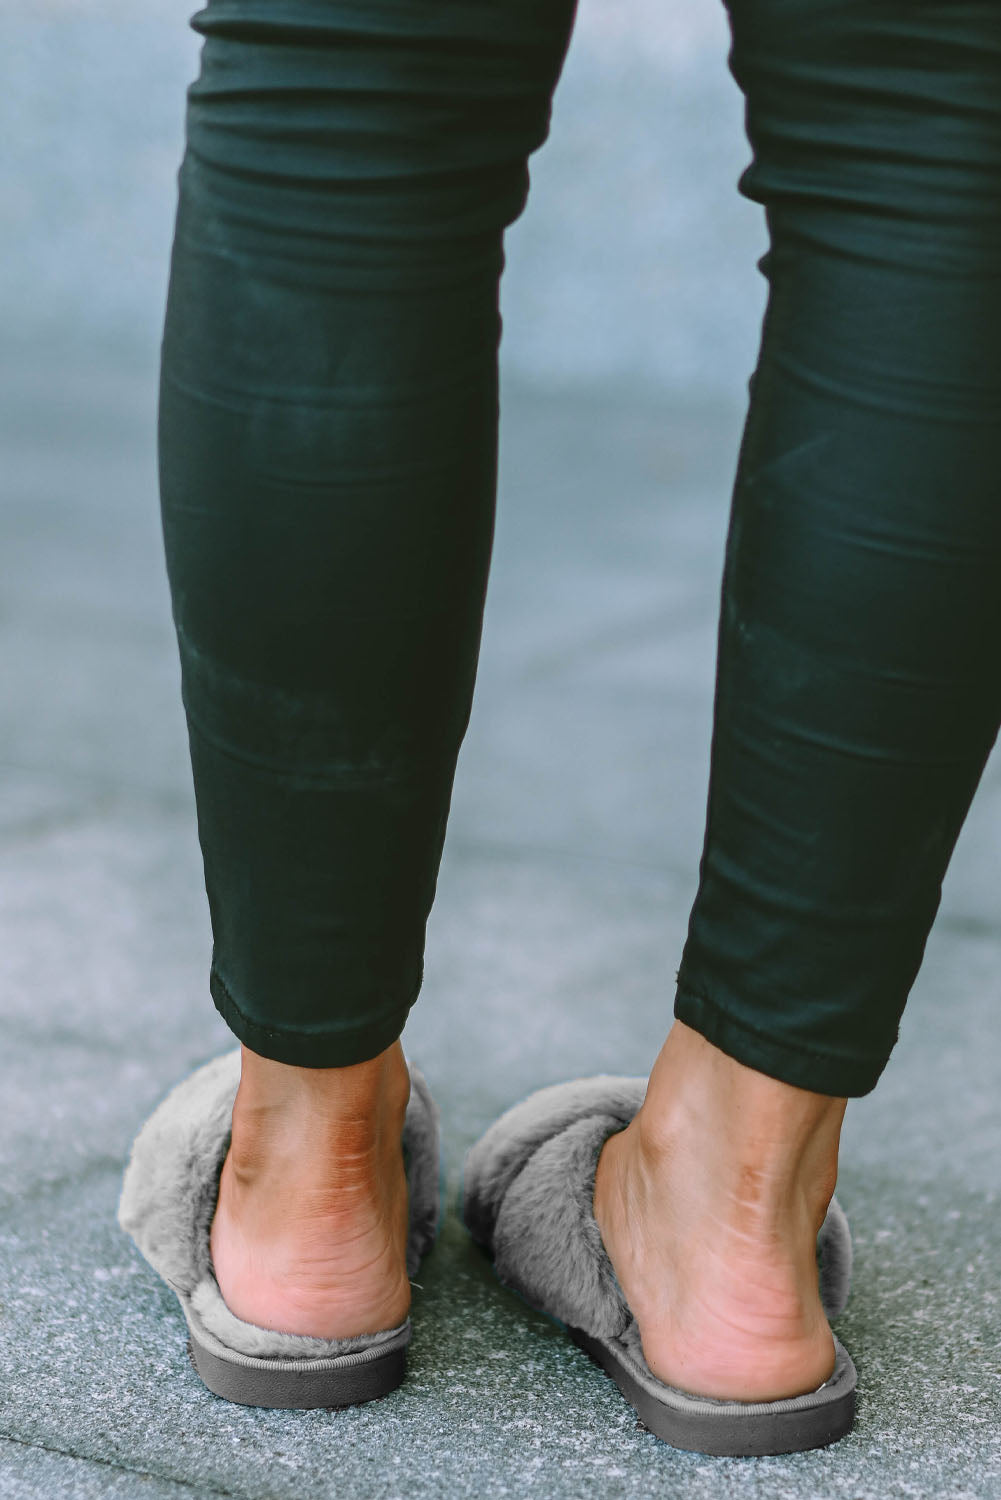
158,0,578,1064
675,0,1001,1096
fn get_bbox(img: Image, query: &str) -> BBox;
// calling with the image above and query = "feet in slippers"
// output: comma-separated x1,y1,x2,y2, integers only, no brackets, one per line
117,1060,856,1452
117,1049,441,1409
461,1076,857,1457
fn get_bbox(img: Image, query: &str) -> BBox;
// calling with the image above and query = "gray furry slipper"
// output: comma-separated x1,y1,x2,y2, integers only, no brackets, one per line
118,1048,441,1409
461,1076,857,1457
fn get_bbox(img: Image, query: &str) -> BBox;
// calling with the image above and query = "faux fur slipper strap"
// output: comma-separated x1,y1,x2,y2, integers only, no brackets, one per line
117,1048,440,1358
461,1074,853,1345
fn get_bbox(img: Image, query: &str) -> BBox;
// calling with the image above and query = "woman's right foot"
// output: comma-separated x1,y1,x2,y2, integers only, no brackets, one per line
592,1019,847,1402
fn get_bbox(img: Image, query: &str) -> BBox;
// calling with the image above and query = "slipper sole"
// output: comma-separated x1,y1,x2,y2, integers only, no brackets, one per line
462,1074,858,1457
118,1048,440,1410
185,1322,410,1409
568,1326,856,1457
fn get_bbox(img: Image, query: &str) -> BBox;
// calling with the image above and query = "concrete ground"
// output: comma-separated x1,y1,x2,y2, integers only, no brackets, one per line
1,338,999,1500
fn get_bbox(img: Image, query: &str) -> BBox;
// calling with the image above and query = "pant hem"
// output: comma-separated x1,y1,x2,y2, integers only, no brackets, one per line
210,967,416,1068
673,985,891,1098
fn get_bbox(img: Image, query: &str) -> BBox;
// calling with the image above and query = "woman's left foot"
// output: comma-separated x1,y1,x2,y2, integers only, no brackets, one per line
209,1039,413,1339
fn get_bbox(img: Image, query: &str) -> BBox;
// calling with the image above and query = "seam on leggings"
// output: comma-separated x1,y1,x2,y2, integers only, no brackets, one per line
211,966,418,1053
170,229,502,301
772,346,998,428
160,357,492,416
675,983,892,1073
184,709,448,790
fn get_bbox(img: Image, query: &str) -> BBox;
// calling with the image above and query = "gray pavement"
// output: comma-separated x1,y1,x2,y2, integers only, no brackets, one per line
1,338,1000,1500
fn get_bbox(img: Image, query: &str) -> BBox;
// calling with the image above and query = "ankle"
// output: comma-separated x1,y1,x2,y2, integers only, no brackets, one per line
635,1021,846,1224
229,1039,411,1183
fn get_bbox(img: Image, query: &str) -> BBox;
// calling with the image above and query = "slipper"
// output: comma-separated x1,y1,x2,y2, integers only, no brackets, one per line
117,1047,441,1409
461,1075,857,1457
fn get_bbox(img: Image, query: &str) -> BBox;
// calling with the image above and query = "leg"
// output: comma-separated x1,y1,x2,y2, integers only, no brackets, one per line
597,0,1001,1398
157,0,579,1333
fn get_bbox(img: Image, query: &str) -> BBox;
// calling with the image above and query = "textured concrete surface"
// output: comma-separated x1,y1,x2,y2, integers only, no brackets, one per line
1,339,1000,1500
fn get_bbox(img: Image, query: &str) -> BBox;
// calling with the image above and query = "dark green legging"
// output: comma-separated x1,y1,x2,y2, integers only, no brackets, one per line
158,0,1001,1096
